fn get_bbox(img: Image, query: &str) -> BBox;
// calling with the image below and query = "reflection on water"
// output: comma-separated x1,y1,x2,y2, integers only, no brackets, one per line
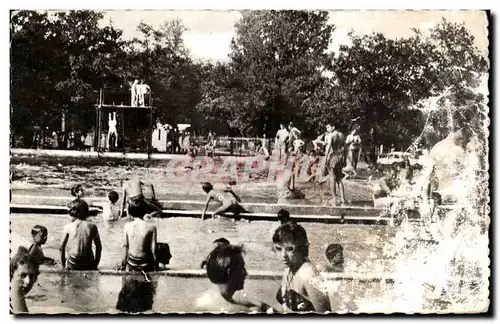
116,274,157,313
10,214,396,273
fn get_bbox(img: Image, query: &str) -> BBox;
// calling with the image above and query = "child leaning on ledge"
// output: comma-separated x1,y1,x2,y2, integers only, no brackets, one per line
28,225,56,266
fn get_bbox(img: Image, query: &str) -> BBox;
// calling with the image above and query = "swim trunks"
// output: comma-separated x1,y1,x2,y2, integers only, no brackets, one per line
328,150,345,179
127,254,156,272
66,255,97,271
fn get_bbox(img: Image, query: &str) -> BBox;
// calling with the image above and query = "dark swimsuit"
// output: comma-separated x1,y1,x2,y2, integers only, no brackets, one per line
276,287,315,312
66,255,97,271
127,253,156,272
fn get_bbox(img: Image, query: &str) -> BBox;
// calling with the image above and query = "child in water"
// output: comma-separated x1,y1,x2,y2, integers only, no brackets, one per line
324,243,344,272
71,184,85,199
94,190,121,222
28,225,56,266
60,199,102,270
10,247,40,313
201,182,244,220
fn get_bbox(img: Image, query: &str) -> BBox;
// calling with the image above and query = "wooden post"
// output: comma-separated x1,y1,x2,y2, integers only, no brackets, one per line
147,107,153,156
121,110,125,154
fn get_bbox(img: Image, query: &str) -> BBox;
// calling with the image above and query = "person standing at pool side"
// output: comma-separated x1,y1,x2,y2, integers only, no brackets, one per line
120,177,162,218
201,182,244,220
345,126,362,171
60,199,102,271
272,222,330,313
323,125,347,206
120,199,158,272
195,244,271,313
275,124,290,160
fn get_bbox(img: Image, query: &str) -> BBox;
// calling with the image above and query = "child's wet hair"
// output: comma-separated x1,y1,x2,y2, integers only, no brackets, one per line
272,222,309,257
213,237,230,246
205,244,245,284
156,243,172,265
325,243,344,262
201,182,213,194
108,190,119,204
71,184,83,197
67,199,89,220
277,209,291,224
31,225,48,237
10,246,39,281
127,199,150,219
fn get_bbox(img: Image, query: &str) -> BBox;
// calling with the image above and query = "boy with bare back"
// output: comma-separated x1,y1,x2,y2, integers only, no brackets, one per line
120,199,158,272
60,199,102,270
120,176,162,218
323,124,347,206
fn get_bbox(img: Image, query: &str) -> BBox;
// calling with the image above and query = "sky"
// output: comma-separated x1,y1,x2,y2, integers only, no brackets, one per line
101,10,489,62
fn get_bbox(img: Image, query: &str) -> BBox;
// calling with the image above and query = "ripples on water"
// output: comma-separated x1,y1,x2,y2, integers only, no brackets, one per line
10,214,395,273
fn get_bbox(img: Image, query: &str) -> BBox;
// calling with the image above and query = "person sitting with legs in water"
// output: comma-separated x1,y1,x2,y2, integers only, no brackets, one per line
195,244,271,313
10,247,40,313
273,222,331,312
120,177,162,218
119,199,158,272
28,225,56,266
201,182,244,220
372,164,400,208
60,199,102,271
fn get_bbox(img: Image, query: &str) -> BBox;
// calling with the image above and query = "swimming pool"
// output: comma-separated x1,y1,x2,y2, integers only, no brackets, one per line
23,271,391,313
10,213,397,273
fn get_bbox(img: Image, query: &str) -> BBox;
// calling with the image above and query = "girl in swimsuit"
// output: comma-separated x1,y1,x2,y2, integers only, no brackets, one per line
201,182,244,220
272,222,331,313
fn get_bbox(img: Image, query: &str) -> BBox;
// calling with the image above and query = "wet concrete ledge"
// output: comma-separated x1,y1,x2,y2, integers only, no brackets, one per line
36,268,396,282
10,204,391,225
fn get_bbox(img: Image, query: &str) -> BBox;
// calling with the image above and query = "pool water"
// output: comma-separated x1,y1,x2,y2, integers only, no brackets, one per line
10,214,396,273
23,272,391,313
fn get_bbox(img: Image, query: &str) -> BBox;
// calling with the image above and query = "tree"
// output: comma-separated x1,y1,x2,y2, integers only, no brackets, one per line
218,10,335,136
10,10,125,145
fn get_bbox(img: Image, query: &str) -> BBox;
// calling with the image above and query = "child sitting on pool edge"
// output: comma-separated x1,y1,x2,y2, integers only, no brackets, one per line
201,182,245,220
29,225,56,266
120,199,158,272
60,199,102,271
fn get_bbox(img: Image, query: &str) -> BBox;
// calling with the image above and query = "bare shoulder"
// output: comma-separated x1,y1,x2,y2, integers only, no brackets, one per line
194,290,212,310
299,262,319,279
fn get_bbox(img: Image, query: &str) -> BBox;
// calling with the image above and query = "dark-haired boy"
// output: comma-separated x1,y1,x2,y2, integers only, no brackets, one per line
120,199,158,272
60,199,102,270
